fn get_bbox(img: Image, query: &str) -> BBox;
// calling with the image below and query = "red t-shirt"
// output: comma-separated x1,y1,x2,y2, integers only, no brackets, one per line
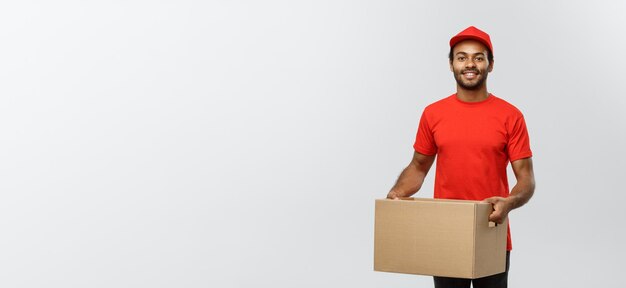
413,94,532,250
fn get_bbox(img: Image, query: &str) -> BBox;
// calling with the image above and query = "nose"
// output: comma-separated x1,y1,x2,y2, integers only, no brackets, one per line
465,59,476,68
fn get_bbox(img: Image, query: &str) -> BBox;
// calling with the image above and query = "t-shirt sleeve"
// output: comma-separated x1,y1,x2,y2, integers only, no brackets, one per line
413,110,437,155
507,115,533,162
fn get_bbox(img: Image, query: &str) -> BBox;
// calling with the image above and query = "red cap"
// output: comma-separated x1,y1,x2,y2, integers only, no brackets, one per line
449,26,493,56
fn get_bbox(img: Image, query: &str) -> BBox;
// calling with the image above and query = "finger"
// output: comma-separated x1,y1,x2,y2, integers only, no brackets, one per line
489,211,500,222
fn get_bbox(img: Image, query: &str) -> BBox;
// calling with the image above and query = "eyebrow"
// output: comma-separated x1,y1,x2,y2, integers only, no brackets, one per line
455,52,486,56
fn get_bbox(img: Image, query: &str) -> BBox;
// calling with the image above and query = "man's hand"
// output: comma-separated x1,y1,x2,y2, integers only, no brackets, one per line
483,196,513,224
483,157,535,224
386,189,402,200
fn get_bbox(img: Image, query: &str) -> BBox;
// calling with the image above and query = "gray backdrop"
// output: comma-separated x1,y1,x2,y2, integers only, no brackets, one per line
0,1,624,287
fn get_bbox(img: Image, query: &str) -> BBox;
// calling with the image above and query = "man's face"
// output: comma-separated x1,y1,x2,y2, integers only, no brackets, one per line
449,40,493,90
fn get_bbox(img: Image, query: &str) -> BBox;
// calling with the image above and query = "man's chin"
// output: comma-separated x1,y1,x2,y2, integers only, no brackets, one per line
458,82,482,90
455,72,487,90
455,77,486,90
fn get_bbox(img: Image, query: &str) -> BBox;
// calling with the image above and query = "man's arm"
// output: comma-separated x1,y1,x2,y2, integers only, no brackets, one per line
485,157,536,223
386,151,435,199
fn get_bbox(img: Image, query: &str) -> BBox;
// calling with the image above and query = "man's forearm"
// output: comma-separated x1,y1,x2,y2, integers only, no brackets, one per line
507,157,536,210
485,158,535,223
389,164,426,198
507,179,535,210
387,152,435,199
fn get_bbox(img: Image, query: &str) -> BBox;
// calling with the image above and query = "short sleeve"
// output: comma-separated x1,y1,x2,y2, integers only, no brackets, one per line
507,115,533,162
413,110,438,155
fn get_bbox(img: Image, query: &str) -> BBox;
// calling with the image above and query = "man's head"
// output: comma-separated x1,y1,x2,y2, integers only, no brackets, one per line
448,26,494,90
448,26,494,63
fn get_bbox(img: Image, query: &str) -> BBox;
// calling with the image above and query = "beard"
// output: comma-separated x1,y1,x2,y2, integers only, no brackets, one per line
454,69,488,90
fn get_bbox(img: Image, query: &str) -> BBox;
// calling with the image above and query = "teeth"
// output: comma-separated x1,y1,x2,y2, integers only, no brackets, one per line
464,72,476,79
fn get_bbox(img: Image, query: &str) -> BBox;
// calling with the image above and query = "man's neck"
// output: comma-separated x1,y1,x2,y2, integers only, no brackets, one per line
455,85,490,102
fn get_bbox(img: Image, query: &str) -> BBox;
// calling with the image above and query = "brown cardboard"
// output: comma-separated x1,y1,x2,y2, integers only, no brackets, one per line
374,197,507,279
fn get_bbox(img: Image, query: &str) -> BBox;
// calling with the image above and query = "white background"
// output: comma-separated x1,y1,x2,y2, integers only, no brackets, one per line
0,1,624,287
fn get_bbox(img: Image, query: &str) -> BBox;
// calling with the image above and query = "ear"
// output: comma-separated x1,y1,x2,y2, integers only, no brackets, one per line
487,60,494,72
449,59,454,72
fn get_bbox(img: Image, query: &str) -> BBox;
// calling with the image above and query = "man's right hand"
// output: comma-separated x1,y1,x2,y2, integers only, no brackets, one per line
386,189,402,200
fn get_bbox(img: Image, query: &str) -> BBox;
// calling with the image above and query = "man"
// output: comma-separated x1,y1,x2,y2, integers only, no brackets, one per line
386,26,536,288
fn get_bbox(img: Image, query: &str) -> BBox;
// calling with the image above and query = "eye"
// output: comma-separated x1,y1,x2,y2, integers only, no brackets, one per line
475,57,484,62
457,56,466,61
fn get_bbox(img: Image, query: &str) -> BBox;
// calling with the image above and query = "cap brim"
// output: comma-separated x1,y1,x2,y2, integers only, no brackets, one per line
450,35,493,54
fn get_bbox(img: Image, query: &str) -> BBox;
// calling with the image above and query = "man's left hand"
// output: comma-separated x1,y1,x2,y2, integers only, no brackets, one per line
483,196,513,224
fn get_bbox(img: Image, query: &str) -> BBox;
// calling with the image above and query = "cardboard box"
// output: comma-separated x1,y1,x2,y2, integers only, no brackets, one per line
374,197,507,279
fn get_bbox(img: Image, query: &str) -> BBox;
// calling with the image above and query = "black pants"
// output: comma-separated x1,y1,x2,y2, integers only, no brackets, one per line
433,252,510,288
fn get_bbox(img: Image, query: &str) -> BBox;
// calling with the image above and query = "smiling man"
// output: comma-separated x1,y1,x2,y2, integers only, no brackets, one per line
386,26,536,288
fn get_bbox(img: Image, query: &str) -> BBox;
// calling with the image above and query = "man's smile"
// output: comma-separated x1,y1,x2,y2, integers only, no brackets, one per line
462,70,479,80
